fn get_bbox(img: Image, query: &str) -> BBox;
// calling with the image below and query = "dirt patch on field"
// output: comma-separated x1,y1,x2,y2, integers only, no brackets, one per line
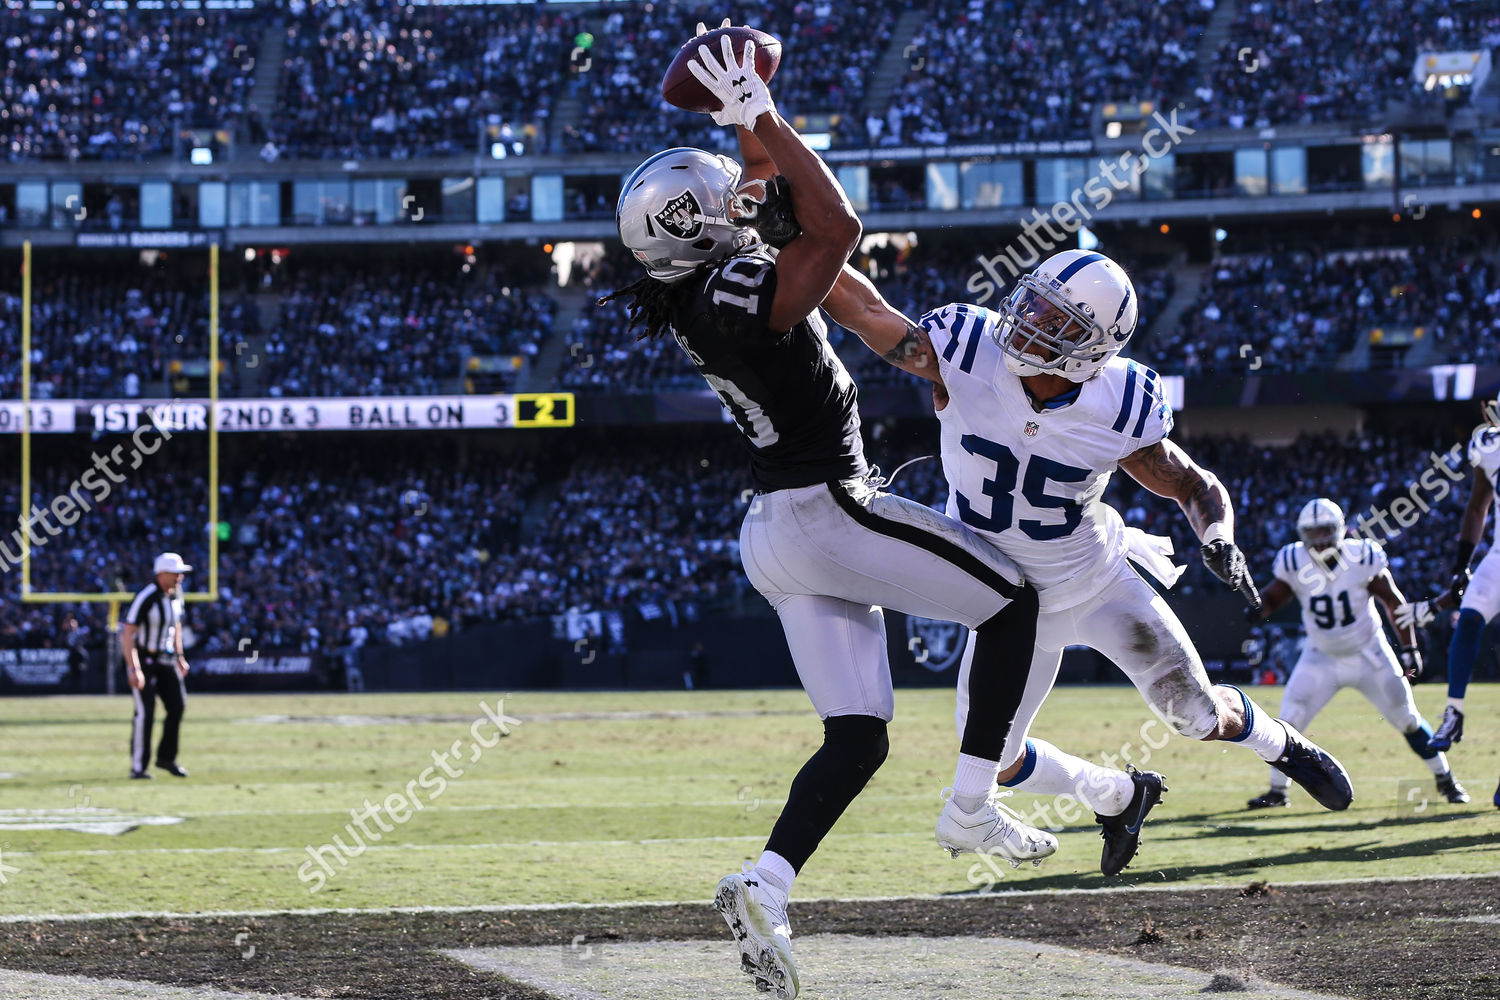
0,877,1495,1000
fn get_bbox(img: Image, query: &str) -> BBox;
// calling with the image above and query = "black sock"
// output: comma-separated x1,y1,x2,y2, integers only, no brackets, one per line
959,583,1039,761
764,714,889,873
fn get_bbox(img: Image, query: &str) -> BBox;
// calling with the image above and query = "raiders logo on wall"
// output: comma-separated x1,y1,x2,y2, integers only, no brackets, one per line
904,615,967,673
654,191,704,240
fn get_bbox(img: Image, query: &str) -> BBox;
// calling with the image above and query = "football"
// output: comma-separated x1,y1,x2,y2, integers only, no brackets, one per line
661,25,782,114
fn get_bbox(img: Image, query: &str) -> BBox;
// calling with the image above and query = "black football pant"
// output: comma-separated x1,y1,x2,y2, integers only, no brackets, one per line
130,662,186,773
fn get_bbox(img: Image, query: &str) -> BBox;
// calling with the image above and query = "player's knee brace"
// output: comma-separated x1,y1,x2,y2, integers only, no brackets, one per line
822,714,889,775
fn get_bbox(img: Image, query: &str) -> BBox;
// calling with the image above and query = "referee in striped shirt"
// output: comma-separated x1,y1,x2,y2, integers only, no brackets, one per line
123,552,193,779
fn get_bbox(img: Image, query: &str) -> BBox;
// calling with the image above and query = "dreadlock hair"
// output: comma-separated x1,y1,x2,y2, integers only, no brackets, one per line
597,261,715,342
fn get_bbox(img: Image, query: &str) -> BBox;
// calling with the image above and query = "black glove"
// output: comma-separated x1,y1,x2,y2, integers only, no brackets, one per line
1398,645,1423,679
1444,567,1471,607
741,175,801,249
1244,603,1265,624
1202,539,1249,589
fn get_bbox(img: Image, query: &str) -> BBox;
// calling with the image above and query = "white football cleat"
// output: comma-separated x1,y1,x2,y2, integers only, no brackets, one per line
935,788,1058,866
714,870,799,998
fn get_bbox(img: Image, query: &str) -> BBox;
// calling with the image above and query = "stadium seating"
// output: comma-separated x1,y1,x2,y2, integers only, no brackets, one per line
871,0,1210,147
0,265,255,400
0,4,259,162
1143,239,1497,375
1195,0,1500,129
272,1,578,160
257,260,557,398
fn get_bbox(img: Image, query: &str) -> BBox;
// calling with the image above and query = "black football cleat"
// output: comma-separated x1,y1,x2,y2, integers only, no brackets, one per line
1428,706,1464,751
1096,766,1167,877
1246,789,1289,809
129,770,153,780
1435,773,1469,804
157,762,189,778
1270,722,1353,811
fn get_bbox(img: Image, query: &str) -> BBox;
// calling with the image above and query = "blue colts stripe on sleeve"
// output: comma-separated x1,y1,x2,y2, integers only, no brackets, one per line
1111,361,1140,432
957,307,984,374
1131,368,1161,438
940,309,965,363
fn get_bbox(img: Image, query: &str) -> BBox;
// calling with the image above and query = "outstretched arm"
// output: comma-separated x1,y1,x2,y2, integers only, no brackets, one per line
687,34,859,331
821,266,944,387
1119,439,1233,541
1121,439,1256,603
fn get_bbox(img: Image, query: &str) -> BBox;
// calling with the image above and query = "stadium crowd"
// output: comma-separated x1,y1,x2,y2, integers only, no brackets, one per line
0,4,259,162
256,260,557,397
5,0,1489,162
1145,238,1499,376
0,433,752,658
1195,0,1500,130
270,1,577,161
0,263,257,400
872,0,1209,147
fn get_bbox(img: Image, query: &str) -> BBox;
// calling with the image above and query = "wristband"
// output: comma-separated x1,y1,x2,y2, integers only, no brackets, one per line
1454,540,1476,573
1202,522,1231,546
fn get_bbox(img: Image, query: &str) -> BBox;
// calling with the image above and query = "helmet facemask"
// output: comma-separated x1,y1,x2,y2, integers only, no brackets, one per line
996,274,1118,382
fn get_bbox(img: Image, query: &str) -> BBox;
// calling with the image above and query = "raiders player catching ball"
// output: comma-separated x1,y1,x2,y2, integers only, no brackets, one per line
604,25,1055,1000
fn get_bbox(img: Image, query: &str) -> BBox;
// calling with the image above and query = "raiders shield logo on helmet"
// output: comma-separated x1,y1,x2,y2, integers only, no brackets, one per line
904,615,966,673
654,191,704,241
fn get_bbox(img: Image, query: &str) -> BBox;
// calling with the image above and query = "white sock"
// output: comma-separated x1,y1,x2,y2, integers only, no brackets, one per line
753,850,795,898
1268,766,1291,794
1446,697,1465,713
952,753,1000,812
1426,752,1450,777
1003,738,1134,817
1223,687,1290,762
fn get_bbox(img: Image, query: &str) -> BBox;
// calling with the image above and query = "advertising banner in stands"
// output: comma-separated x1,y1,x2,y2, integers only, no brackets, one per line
0,394,574,434
0,648,76,688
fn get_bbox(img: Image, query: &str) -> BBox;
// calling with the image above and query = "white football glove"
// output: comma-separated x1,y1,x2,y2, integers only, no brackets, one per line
1394,600,1437,630
688,33,776,130
696,17,730,35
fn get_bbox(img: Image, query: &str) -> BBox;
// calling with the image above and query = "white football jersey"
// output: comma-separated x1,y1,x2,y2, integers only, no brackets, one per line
1468,422,1500,532
1273,537,1388,656
924,302,1173,611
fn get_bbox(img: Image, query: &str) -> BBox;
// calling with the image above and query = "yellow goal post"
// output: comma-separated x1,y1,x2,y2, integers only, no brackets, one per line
16,240,221,606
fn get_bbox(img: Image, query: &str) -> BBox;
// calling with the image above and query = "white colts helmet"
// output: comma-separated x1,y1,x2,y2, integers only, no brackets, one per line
1297,498,1346,557
995,249,1139,382
616,147,754,283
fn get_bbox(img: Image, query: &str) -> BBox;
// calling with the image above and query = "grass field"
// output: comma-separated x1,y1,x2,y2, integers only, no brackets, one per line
1,683,1496,920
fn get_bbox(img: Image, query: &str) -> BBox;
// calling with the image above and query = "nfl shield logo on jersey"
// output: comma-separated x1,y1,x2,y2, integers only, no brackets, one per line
1024,421,1039,437
904,615,966,673
654,191,704,240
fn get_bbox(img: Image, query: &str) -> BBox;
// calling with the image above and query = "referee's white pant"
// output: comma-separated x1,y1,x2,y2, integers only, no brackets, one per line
739,477,1026,722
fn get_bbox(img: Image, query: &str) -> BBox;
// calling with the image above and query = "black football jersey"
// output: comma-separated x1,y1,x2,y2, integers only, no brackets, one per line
669,248,867,491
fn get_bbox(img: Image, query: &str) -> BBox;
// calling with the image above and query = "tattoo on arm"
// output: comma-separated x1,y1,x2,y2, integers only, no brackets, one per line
1127,441,1228,536
882,322,924,364
882,321,939,377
